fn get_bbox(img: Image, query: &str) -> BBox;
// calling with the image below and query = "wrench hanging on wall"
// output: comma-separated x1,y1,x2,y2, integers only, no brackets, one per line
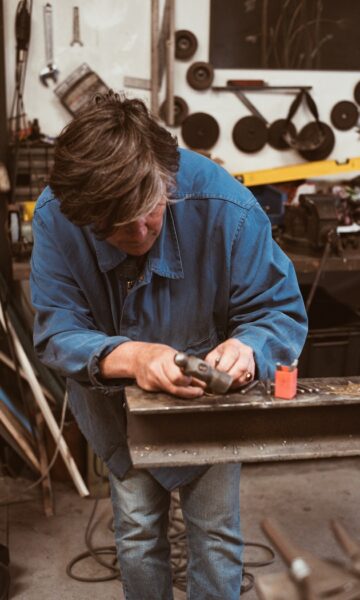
39,3,59,86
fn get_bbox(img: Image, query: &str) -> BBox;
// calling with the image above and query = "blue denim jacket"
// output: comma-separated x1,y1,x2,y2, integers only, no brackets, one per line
30,148,307,490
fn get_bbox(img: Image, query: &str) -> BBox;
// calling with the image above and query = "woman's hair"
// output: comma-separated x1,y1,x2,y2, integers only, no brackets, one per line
49,90,179,238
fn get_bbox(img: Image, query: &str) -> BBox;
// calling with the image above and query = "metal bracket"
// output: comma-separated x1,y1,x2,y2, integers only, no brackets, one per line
124,0,175,124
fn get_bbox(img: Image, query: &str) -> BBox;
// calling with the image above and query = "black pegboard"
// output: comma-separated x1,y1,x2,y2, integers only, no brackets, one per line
209,0,360,71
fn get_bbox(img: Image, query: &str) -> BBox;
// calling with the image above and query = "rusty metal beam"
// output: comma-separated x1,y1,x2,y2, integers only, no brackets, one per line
125,377,360,468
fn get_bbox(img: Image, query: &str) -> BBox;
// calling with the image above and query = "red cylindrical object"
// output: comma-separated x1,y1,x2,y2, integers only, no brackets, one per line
274,367,298,399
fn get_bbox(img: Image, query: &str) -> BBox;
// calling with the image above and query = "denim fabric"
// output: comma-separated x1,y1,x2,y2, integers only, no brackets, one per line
30,148,308,489
109,464,242,600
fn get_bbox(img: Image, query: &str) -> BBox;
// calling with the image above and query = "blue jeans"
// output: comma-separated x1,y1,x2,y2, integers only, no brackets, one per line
109,464,243,600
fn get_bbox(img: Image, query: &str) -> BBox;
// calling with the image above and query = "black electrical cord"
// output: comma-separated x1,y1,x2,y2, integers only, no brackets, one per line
66,489,275,595
242,541,276,568
66,455,119,583
305,231,334,313
66,498,119,583
167,494,276,594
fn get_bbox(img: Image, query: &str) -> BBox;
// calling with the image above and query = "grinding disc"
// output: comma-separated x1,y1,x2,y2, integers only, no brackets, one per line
298,121,335,161
175,30,198,60
159,96,189,127
268,119,297,150
232,116,267,153
181,112,220,150
330,101,358,130
354,81,360,105
186,62,214,91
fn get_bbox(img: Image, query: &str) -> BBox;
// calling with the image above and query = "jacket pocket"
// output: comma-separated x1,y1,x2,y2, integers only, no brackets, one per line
182,328,225,357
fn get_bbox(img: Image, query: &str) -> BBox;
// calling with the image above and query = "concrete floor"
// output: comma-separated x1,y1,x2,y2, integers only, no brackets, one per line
1,457,359,599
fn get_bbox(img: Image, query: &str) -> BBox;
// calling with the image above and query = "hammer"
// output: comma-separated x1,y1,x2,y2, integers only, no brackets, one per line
174,352,233,394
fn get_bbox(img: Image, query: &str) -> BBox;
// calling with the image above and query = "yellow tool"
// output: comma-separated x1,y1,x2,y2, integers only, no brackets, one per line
234,157,360,187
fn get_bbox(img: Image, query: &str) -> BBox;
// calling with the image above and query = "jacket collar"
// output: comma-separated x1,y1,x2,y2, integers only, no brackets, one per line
91,205,184,279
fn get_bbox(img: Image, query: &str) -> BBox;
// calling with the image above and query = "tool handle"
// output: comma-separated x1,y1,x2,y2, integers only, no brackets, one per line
174,353,212,383
43,3,54,64
15,2,31,51
331,520,360,561
73,6,80,35
261,518,306,567
71,6,83,46
174,353,232,394
227,79,266,86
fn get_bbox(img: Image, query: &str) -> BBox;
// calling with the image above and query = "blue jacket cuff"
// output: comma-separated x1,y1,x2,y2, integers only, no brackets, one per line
88,336,134,392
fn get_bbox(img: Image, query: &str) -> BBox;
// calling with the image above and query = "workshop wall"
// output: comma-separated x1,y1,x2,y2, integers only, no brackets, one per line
4,0,360,174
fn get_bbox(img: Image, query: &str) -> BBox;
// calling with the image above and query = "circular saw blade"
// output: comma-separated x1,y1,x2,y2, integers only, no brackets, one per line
181,112,220,150
232,116,267,153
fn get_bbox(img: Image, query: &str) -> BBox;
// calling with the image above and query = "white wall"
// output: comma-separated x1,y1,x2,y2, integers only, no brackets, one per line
4,0,360,175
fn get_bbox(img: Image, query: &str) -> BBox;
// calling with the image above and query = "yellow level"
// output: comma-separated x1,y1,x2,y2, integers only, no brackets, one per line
234,157,360,186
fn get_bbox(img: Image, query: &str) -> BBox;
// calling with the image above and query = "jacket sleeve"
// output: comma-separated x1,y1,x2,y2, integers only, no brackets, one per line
30,211,131,389
229,201,308,379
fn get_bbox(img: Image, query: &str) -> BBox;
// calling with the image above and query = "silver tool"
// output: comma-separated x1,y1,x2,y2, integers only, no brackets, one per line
39,3,59,86
240,379,259,395
70,6,83,46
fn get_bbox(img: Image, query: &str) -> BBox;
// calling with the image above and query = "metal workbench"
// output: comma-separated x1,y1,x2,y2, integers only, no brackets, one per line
125,377,360,468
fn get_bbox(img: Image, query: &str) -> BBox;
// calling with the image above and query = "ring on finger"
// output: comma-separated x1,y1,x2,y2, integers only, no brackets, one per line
245,372,252,382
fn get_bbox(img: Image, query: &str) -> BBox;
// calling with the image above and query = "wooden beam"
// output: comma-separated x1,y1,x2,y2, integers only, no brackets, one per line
34,411,54,517
151,0,160,117
165,0,175,126
0,351,56,404
0,303,89,497
0,400,41,473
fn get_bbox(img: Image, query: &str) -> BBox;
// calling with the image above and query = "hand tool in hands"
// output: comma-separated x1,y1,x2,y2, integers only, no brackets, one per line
174,352,233,394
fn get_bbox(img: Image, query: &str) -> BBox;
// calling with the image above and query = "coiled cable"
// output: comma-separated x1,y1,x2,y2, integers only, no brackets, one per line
66,489,275,594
